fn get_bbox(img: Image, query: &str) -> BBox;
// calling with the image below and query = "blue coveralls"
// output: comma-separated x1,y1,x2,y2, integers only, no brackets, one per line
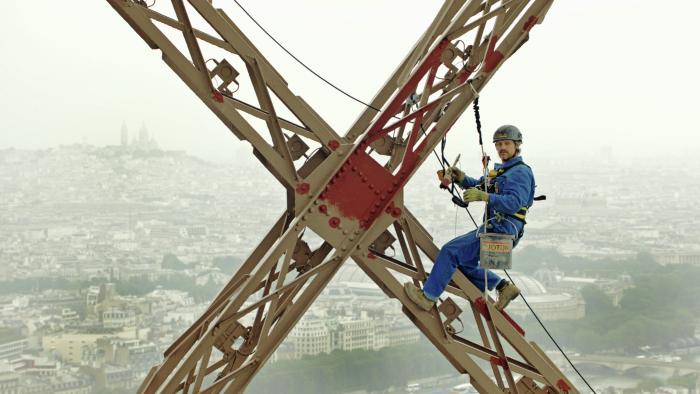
423,156,536,299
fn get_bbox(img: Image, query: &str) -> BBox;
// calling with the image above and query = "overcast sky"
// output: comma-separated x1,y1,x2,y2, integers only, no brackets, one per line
1,1,698,163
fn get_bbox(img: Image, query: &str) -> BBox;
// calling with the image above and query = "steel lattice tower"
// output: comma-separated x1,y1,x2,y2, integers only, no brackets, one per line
106,0,578,392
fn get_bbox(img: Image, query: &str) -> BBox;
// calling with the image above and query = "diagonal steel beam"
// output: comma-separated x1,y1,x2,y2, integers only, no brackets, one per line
105,1,576,393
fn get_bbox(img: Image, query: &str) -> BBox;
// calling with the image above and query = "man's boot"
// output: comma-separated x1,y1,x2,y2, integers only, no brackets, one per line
403,282,435,311
495,281,520,310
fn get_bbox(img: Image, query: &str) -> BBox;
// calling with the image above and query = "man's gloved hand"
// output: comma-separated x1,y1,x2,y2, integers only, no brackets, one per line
463,188,489,202
444,166,465,183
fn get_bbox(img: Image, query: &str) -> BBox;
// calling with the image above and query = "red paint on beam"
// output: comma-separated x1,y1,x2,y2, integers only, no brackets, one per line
364,39,450,145
474,297,491,321
483,35,504,73
321,41,460,230
489,356,509,369
557,379,571,393
500,309,525,336
212,91,224,103
322,150,394,228
457,65,476,84
295,182,310,195
523,15,539,32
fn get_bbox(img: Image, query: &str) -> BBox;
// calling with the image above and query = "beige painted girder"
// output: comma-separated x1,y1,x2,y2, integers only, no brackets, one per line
190,1,339,145
404,211,579,393
106,0,578,392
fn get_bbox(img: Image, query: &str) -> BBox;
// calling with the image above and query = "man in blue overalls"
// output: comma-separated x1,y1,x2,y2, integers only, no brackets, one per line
405,125,535,311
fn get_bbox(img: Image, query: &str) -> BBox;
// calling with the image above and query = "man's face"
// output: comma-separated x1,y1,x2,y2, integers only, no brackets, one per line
495,140,517,162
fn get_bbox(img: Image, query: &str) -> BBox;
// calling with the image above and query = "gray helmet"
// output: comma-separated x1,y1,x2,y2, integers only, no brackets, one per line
493,125,522,143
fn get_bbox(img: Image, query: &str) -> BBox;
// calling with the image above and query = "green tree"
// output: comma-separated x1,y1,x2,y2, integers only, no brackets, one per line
161,253,187,270
212,256,240,273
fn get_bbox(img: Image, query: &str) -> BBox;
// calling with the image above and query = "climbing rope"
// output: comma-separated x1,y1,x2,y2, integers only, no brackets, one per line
503,270,597,394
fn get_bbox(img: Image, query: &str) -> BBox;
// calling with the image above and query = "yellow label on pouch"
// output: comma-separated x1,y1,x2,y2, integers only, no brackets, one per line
482,242,510,253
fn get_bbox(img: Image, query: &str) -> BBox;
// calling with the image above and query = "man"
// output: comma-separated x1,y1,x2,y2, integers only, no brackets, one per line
404,125,535,311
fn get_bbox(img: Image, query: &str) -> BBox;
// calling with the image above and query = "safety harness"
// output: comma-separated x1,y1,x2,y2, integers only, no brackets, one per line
481,160,533,225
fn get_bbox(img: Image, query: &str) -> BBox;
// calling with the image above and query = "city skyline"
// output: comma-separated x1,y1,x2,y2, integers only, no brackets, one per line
1,143,699,392
1,1,700,161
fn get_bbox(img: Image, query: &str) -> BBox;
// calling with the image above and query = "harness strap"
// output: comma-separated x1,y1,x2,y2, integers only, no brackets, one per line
486,162,531,224
490,161,530,177
506,207,528,225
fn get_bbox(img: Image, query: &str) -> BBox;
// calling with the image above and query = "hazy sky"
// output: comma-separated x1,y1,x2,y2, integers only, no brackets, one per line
1,1,699,162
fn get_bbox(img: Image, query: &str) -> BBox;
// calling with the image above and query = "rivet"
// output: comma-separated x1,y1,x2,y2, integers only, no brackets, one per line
329,217,341,228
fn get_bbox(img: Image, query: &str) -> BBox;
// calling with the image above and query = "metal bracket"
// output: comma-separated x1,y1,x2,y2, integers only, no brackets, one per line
209,59,240,94
438,297,462,334
370,229,397,254
286,134,310,161
369,135,396,156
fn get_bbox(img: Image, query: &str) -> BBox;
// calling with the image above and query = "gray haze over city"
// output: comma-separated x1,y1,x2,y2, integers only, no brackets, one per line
1,1,700,394
2,1,700,160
